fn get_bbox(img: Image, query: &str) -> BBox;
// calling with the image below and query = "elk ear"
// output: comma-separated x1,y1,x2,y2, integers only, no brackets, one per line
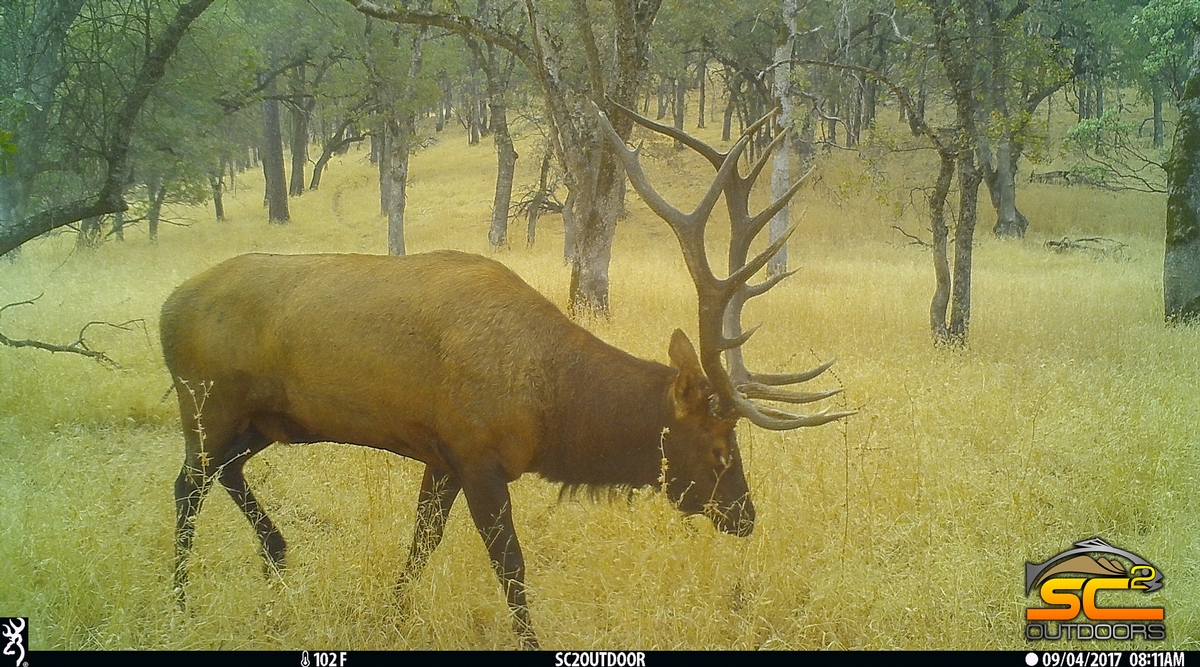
669,329,711,417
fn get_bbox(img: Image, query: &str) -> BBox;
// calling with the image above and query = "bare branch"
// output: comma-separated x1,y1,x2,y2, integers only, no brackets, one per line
892,225,931,248
0,0,217,256
0,296,140,367
345,0,538,76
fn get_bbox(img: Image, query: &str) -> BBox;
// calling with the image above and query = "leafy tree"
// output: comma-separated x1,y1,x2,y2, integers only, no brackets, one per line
0,0,216,257
1135,0,1200,147
1162,6,1200,322
346,0,662,317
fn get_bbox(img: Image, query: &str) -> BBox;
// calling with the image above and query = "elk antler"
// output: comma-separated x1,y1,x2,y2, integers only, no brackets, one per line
592,101,855,431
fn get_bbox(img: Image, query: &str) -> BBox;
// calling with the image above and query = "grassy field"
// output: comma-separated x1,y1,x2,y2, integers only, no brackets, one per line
0,113,1195,650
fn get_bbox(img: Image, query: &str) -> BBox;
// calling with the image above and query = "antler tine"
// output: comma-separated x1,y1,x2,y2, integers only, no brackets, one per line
732,392,857,431
746,167,815,243
747,125,790,187
609,99,723,168
745,269,797,299
717,323,760,351
737,383,843,404
741,106,781,144
723,221,799,293
750,358,837,386
593,102,748,239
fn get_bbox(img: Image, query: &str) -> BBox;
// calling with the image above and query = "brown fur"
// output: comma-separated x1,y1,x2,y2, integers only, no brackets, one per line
162,250,754,648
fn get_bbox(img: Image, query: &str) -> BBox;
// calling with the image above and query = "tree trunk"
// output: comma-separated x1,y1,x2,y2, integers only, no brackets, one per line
768,11,794,277
377,126,391,215
261,77,289,223
488,88,517,249
566,165,621,317
210,174,225,220
673,75,685,149
826,100,837,145
982,136,1029,237
112,210,125,241
948,153,981,343
478,94,490,136
148,177,167,243
847,79,862,147
1153,80,1165,149
990,136,1025,237
76,216,102,250
657,77,668,120
527,152,552,248
917,75,927,123
562,188,577,264
722,92,735,141
386,20,429,256
288,65,309,197
929,152,955,342
467,76,481,146
1165,71,1200,322
386,116,411,256
697,59,706,129
1084,76,1094,121
927,0,985,346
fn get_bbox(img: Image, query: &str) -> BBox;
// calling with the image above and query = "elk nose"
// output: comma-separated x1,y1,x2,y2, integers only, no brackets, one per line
713,496,755,537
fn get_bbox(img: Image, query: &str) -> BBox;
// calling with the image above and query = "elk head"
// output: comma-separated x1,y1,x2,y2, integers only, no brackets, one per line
594,101,855,523
662,327,754,536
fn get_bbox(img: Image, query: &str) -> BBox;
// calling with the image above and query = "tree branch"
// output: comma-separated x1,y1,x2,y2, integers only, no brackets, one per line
0,0,216,257
0,295,144,367
344,0,538,74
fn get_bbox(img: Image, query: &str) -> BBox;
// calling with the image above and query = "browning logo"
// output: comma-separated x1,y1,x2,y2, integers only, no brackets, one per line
0,618,25,667
1025,537,1166,641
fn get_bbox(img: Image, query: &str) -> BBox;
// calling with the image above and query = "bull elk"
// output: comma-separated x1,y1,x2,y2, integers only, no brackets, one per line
162,107,851,650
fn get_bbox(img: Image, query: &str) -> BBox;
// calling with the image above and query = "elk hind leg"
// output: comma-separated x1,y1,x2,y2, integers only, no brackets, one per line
216,426,286,575
397,465,461,594
175,407,240,604
175,453,216,606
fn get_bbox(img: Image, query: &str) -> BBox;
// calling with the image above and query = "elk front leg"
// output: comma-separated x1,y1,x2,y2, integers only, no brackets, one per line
462,469,537,650
397,465,461,593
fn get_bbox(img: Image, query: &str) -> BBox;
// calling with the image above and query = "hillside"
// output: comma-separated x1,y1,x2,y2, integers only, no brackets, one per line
0,115,1194,650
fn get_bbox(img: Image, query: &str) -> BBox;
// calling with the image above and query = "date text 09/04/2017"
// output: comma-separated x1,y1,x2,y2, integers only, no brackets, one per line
1034,652,1185,667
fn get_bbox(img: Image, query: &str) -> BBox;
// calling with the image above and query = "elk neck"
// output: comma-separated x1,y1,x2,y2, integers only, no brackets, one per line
531,329,675,494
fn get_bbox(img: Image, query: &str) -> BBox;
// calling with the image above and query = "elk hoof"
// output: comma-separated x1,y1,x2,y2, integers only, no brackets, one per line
264,533,287,566
520,634,540,651
261,552,287,580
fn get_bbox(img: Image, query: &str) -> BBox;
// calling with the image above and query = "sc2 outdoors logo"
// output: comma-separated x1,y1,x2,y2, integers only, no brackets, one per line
1025,537,1165,641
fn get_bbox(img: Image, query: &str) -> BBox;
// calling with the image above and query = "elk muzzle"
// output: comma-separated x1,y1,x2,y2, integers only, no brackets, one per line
707,493,755,537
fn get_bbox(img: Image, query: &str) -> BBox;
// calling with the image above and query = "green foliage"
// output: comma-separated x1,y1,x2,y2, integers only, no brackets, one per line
1064,110,1168,192
0,87,39,129
1133,0,1200,99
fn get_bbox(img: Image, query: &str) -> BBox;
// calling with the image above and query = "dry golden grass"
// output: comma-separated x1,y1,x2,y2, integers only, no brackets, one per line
0,116,1196,650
